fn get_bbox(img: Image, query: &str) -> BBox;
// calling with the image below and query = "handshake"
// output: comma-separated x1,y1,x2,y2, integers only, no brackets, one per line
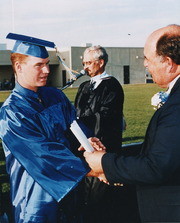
71,121,123,186
79,137,123,187
78,137,108,184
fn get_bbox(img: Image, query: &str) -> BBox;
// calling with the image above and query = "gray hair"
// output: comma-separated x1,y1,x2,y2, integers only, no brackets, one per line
83,45,108,66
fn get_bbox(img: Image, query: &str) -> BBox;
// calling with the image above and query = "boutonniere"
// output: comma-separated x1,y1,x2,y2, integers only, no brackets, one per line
151,91,169,110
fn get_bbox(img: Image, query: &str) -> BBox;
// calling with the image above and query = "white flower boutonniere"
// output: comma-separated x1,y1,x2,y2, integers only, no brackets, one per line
151,91,169,110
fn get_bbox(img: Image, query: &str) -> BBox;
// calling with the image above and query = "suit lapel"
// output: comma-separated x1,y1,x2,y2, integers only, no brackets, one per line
142,77,180,154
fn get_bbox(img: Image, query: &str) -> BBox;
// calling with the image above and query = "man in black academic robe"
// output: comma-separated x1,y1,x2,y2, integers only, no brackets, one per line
75,46,140,222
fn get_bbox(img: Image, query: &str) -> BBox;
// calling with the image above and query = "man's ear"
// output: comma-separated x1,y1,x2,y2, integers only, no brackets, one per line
14,61,22,73
99,59,105,68
166,56,177,73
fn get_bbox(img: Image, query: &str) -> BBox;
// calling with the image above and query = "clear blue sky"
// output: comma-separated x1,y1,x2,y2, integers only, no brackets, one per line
0,0,179,50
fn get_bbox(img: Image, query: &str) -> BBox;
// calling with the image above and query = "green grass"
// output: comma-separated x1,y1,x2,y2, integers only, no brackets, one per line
122,84,162,143
0,91,9,102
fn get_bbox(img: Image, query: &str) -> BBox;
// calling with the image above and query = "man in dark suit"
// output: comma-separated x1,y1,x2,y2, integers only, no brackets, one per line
83,24,180,222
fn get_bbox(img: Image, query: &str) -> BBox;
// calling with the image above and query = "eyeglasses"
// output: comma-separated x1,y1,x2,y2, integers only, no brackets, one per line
82,60,99,67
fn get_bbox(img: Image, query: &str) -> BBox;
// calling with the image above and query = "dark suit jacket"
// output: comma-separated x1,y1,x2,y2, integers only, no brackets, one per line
102,77,180,222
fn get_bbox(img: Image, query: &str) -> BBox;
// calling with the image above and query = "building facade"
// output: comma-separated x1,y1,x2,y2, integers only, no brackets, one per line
0,46,152,90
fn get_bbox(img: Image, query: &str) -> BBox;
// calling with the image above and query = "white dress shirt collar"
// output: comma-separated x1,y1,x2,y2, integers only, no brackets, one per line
90,71,112,89
167,75,180,94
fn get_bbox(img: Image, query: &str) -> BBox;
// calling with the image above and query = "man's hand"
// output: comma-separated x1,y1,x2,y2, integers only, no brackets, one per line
79,138,108,183
78,137,106,152
86,167,109,184
85,150,123,187
84,149,106,175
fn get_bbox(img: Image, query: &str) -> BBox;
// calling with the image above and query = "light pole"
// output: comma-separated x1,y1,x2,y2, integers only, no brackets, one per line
11,0,15,32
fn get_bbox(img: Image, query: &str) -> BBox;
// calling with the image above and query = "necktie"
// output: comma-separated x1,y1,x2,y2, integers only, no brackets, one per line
89,81,96,91
37,97,42,103
37,93,44,105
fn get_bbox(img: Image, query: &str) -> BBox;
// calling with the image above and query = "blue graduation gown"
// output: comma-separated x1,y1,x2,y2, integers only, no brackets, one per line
0,83,89,222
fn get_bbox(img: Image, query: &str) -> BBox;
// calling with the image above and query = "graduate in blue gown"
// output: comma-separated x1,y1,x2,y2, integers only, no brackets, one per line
0,34,92,223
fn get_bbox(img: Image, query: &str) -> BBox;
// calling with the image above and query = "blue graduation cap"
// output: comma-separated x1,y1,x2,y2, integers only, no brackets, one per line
6,33,56,59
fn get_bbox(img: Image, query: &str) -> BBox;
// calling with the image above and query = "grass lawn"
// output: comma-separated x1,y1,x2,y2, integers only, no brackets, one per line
122,84,162,143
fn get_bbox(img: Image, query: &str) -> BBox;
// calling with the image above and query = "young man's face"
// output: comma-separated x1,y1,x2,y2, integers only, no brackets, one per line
16,55,50,92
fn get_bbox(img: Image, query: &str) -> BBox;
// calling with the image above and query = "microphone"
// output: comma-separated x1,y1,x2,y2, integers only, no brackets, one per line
73,70,87,80
61,70,87,90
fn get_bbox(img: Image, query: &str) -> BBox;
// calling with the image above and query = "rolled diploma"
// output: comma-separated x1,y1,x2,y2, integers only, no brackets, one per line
70,120,94,152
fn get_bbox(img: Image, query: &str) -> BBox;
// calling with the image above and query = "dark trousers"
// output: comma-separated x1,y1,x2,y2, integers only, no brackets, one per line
81,177,140,223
